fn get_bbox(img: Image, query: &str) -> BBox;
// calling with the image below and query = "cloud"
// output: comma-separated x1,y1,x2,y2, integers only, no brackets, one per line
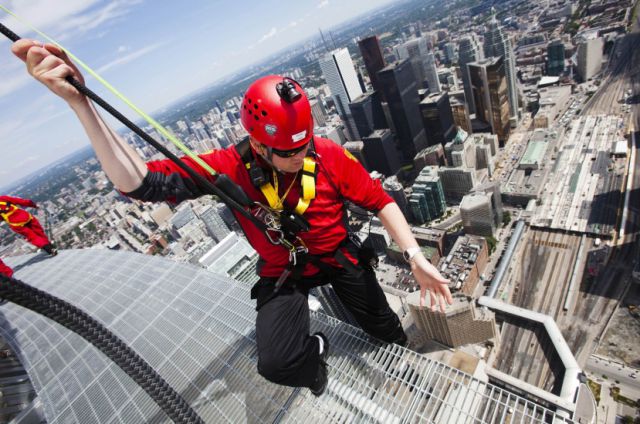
258,27,277,44
0,72,33,99
96,42,164,74
318,0,330,8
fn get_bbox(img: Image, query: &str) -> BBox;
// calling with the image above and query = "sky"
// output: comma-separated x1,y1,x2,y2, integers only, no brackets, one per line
0,0,397,189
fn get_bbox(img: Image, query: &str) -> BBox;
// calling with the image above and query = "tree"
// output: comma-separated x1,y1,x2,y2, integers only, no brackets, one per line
502,211,511,226
486,236,497,254
621,416,633,424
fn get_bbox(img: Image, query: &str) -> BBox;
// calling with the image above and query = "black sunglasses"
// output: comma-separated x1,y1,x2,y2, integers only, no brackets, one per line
271,142,309,158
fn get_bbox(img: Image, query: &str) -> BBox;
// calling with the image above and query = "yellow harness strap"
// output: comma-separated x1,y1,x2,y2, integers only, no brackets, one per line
257,157,317,214
0,202,31,226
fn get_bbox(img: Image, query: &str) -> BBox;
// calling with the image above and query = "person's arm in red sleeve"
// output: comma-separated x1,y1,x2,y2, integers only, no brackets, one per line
0,196,36,208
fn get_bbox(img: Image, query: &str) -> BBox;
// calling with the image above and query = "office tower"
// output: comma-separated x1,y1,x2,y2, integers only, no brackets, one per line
343,141,369,170
444,129,474,168
468,57,511,145
576,36,604,81
382,176,409,217
414,144,446,170
319,48,363,139
419,92,456,148
449,90,473,134
349,91,387,138
358,35,386,96
309,98,327,127
410,167,446,224
396,37,441,93
460,192,496,237
313,286,359,326
196,204,232,243
457,34,484,115
437,167,476,202
362,129,402,176
475,181,503,226
4,249,579,423
546,39,565,76
444,42,457,65
408,292,496,348
423,52,441,94
484,16,519,125
377,60,428,163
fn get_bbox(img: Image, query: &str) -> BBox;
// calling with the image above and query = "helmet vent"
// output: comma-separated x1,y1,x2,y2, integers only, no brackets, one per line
261,111,267,117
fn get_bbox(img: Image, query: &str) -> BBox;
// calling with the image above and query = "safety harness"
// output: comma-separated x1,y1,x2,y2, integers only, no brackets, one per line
0,202,31,227
235,139,365,297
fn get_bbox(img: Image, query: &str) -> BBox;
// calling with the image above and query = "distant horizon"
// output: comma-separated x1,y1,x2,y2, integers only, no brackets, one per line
0,0,400,188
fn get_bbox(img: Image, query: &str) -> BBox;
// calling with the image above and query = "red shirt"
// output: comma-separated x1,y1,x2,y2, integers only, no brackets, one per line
139,137,394,277
0,196,36,227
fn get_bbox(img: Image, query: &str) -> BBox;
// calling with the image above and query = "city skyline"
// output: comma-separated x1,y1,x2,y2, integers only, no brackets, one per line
0,0,398,189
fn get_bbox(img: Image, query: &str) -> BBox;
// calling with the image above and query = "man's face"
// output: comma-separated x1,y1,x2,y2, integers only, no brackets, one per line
252,138,309,173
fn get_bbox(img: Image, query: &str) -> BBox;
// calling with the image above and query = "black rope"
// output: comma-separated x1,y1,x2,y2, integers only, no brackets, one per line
0,22,270,235
0,274,204,424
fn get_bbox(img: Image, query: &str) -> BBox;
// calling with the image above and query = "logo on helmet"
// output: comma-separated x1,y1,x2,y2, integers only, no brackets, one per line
291,130,307,143
265,124,277,136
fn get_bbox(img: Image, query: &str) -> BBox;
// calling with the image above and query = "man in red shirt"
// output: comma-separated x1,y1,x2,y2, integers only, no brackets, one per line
0,258,13,278
0,195,57,256
13,40,453,396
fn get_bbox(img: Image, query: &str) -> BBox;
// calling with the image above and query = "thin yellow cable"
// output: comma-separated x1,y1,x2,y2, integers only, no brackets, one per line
0,4,217,176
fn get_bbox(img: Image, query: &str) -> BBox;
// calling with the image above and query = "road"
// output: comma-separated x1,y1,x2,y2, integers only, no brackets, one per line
585,355,640,399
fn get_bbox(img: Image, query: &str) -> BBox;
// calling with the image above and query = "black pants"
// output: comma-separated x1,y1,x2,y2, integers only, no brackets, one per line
251,265,406,388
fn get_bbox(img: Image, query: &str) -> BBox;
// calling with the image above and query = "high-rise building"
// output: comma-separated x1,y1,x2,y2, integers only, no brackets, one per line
457,34,484,115
437,167,476,202
407,292,497,348
196,204,232,243
460,192,496,237
468,57,511,145
444,129,474,168
419,92,456,148
349,91,387,139
444,42,457,65
395,37,441,93
449,90,473,134
382,176,409,217
413,144,446,170
438,235,489,295
377,60,428,163
319,48,364,139
546,39,565,76
358,35,386,96
484,16,519,125
410,167,446,224
362,129,402,176
576,36,604,81
309,98,327,127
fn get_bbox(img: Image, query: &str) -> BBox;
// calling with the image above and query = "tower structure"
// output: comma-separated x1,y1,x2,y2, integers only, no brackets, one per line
319,48,364,140
484,15,519,125
377,60,428,163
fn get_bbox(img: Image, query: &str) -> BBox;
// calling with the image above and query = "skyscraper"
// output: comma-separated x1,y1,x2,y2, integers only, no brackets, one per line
457,34,484,115
468,57,511,145
407,292,497,348
362,129,402,176
419,92,456,148
546,39,565,76
449,90,473,134
484,16,519,125
382,176,409,217
576,36,604,81
319,48,364,139
396,37,441,93
377,60,428,163
349,91,387,139
460,192,496,237
410,167,446,224
358,35,386,97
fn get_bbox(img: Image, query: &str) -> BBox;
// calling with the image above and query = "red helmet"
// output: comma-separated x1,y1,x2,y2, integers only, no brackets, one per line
240,75,313,150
